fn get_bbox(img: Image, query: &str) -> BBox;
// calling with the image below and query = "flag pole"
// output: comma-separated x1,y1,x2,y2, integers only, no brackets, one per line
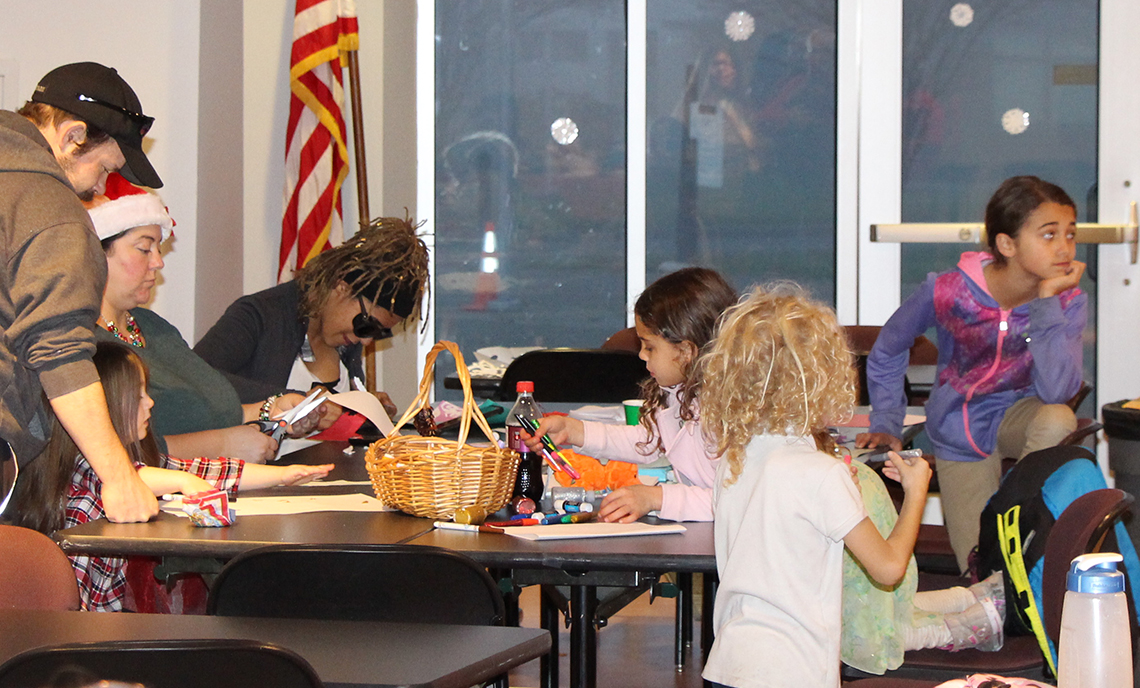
344,47,378,391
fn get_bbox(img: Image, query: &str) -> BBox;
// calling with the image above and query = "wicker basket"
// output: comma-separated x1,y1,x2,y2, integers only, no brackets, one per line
365,341,520,520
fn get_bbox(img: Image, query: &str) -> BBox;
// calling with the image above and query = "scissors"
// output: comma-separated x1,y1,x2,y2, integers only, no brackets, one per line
246,388,328,443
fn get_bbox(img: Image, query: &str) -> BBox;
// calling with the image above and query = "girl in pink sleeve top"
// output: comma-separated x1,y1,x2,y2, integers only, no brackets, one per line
578,388,717,521
525,267,737,523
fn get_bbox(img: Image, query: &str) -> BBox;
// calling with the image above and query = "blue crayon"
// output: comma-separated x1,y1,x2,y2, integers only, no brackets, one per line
541,514,565,525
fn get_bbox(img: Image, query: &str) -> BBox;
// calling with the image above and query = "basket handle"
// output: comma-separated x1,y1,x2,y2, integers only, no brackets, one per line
387,341,500,451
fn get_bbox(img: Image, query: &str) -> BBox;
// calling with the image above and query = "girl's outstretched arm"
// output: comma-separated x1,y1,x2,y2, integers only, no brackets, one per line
137,466,214,496
238,463,334,490
843,451,931,585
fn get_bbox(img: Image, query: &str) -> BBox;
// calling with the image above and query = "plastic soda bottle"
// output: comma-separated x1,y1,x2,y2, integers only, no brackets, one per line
505,381,545,504
1057,552,1132,688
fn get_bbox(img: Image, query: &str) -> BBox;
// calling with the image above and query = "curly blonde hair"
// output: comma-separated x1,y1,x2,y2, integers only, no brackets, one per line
698,283,856,485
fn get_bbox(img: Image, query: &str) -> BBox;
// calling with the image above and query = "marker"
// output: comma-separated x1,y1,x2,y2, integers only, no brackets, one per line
484,519,540,527
433,521,503,534
894,448,923,465
514,414,582,479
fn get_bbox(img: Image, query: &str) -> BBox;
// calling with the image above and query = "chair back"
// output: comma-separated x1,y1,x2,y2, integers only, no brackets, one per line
496,348,648,403
0,525,80,611
0,639,322,688
600,326,640,353
207,544,505,626
1041,488,1134,644
842,326,935,406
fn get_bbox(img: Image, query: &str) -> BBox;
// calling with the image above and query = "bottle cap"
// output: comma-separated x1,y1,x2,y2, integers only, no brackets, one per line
1067,552,1126,593
516,381,534,393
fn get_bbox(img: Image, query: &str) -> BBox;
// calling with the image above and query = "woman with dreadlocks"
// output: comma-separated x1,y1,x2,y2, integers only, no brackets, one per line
193,214,429,419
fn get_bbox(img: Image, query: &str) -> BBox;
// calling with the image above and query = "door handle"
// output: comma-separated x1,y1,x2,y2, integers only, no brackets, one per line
872,201,1138,263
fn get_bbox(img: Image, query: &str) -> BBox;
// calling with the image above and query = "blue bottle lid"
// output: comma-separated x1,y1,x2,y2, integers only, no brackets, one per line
1067,553,1126,594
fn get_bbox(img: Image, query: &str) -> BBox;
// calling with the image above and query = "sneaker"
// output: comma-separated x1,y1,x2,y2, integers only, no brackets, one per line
969,571,1006,626
942,597,1005,652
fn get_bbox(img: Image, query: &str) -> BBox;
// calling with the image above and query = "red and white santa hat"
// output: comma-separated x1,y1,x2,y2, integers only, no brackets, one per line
87,172,175,242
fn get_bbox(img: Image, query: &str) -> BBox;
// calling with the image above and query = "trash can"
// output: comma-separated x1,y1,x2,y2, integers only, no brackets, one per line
1103,400,1140,546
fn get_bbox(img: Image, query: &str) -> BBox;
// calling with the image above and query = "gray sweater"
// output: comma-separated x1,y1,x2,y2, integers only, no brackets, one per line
0,110,106,463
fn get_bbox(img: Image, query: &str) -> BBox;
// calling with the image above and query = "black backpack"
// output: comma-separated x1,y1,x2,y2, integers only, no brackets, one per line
975,445,1098,637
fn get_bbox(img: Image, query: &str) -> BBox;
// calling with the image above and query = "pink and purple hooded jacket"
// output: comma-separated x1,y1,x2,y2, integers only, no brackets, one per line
867,251,1086,463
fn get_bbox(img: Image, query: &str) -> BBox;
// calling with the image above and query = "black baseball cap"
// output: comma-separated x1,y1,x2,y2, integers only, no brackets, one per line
31,62,162,188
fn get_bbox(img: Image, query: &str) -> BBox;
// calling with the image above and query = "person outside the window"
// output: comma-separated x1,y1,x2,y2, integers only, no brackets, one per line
0,62,163,523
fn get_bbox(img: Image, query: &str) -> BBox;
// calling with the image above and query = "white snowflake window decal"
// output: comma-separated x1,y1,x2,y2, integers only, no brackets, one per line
725,11,755,42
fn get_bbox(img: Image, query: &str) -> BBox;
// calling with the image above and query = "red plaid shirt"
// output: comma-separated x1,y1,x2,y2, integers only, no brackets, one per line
66,454,244,612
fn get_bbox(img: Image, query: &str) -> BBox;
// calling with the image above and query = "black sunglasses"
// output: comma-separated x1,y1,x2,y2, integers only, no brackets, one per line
77,93,154,137
353,296,394,341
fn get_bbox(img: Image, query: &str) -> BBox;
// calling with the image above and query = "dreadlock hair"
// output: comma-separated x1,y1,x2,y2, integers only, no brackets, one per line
633,267,737,456
295,213,430,326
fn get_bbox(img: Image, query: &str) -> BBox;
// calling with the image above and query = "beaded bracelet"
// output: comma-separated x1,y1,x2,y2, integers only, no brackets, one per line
259,393,283,421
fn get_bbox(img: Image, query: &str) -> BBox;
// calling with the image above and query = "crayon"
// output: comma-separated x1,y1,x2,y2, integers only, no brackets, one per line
433,521,503,534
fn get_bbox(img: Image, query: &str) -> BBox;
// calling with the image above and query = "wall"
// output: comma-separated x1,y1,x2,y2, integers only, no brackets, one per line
242,0,419,410
0,0,203,338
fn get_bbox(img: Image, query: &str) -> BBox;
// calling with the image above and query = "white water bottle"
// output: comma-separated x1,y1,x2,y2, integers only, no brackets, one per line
1057,552,1132,688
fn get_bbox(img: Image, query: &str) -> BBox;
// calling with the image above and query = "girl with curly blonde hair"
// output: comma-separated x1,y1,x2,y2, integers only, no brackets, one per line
699,284,933,688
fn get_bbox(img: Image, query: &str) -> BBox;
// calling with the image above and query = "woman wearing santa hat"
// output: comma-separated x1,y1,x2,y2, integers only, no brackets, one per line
86,174,329,462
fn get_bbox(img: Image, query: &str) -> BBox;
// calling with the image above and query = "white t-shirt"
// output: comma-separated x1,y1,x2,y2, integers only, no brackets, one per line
286,354,349,394
702,434,866,688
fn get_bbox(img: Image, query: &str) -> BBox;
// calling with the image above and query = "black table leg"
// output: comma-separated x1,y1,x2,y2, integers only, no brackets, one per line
569,584,597,688
540,585,560,688
701,571,718,663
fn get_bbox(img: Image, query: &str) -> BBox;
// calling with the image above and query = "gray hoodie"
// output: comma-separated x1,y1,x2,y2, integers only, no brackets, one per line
0,110,105,464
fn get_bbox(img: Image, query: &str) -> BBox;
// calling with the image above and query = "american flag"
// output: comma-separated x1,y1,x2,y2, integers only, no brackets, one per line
279,0,359,282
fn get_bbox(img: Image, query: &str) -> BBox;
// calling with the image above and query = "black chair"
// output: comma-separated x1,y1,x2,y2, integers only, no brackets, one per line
496,348,648,403
207,544,504,626
0,639,323,688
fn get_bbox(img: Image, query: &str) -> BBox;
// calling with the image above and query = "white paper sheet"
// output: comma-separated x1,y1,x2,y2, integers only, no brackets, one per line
161,493,393,517
502,522,687,541
327,390,396,435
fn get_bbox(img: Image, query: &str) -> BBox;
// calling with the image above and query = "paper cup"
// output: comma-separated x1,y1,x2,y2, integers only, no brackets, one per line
623,399,644,425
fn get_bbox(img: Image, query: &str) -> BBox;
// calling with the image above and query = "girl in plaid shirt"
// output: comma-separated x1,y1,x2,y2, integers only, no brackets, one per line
13,342,333,611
